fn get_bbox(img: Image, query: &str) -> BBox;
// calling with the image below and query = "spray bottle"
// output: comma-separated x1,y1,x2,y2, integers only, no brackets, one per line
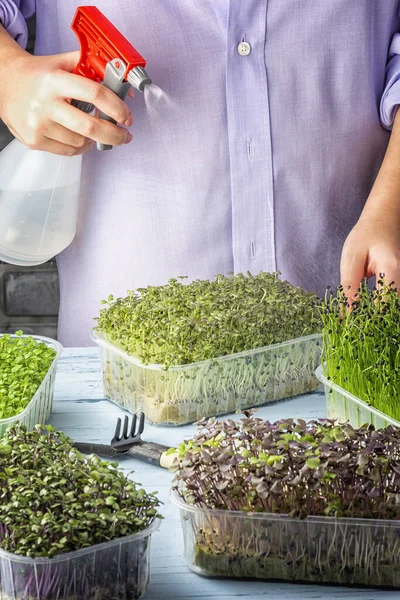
0,6,151,266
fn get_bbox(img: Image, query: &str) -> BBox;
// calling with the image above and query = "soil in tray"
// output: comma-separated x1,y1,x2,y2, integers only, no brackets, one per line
193,544,398,588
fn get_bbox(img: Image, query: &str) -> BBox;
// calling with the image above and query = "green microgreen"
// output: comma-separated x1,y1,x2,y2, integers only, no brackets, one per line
0,331,56,419
321,278,400,420
0,424,162,559
95,272,321,368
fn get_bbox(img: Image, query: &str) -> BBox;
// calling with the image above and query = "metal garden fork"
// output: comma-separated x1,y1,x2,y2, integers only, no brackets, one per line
74,412,175,468
111,413,145,450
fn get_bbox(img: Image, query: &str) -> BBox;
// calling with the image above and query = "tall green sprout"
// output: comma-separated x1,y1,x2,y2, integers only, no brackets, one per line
321,279,400,420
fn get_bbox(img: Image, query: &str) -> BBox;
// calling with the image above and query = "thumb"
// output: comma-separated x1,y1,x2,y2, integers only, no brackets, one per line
50,50,80,73
340,248,367,306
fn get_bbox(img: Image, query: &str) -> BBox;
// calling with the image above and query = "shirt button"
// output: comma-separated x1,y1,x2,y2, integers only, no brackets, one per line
237,41,251,56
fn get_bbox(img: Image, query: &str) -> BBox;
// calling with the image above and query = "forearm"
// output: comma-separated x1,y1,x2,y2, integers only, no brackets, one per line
359,110,400,224
0,20,23,47
0,22,26,61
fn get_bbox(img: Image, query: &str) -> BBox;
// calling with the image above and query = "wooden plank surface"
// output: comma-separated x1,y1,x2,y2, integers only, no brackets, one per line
49,348,399,600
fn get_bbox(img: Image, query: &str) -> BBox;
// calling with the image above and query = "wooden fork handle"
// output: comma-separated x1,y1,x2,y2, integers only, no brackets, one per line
125,442,175,468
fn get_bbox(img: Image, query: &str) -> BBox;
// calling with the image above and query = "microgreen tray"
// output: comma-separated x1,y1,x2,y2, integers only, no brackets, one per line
0,334,63,436
0,519,160,600
92,331,321,426
315,365,400,429
172,491,400,588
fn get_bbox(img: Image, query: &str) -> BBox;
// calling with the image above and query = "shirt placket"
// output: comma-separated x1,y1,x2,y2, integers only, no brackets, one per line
226,0,275,274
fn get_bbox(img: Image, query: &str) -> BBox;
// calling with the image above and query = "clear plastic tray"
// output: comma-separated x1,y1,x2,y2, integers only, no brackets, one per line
315,365,400,429
171,491,400,588
0,333,63,436
92,331,321,426
0,518,160,600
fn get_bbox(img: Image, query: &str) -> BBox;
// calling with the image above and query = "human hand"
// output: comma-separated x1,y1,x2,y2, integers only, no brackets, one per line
340,209,400,302
0,50,133,155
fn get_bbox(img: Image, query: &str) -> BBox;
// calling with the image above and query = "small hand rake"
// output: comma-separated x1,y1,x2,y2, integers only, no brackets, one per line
74,412,176,468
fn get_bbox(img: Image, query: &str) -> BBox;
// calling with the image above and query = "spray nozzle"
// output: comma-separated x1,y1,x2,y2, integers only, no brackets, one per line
128,66,152,92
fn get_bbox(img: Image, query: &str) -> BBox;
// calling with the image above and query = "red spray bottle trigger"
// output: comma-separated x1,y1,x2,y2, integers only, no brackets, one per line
71,6,151,150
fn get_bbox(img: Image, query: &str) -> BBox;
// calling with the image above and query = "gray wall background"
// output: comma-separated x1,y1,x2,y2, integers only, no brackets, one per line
0,15,60,339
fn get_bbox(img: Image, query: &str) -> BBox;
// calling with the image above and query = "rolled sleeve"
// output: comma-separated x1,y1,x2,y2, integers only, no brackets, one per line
380,33,400,130
0,0,35,48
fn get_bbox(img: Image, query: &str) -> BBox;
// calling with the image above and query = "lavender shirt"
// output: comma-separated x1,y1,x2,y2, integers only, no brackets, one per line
3,1,400,346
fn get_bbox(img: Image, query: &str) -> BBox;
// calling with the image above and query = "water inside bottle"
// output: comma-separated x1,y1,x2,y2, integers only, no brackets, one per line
0,183,79,263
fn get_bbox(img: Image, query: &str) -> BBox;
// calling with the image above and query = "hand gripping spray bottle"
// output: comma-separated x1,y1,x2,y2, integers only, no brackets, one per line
0,6,151,266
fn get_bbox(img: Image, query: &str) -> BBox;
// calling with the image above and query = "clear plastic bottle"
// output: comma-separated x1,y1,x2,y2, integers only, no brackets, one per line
0,139,82,266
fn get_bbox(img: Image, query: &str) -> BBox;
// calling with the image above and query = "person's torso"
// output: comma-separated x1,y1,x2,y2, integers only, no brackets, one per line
34,0,400,345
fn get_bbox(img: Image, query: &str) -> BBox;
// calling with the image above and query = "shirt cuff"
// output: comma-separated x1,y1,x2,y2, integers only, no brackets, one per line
380,33,400,130
0,0,34,48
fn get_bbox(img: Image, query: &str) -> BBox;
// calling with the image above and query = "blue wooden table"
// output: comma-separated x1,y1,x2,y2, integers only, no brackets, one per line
49,348,399,600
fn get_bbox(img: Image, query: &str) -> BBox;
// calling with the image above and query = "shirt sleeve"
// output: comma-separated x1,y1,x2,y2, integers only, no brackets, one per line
380,33,400,130
0,0,35,48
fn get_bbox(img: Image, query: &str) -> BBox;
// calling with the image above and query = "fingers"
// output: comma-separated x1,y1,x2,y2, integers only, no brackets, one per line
340,247,367,305
373,255,400,290
39,137,93,156
8,124,93,156
52,70,133,126
341,236,400,304
50,100,133,146
43,121,89,148
5,52,135,153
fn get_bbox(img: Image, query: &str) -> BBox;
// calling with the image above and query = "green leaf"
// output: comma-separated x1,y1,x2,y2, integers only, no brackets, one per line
306,457,321,469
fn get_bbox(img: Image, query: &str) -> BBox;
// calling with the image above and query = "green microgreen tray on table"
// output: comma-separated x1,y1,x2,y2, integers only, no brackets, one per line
320,279,400,428
94,272,322,425
0,424,162,600
0,332,62,436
